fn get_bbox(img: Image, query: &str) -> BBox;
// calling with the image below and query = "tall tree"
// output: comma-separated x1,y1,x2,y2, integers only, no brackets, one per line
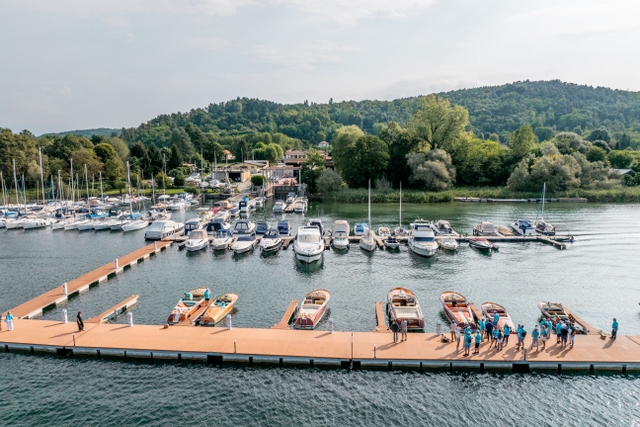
167,143,183,170
330,125,364,176
379,122,420,188
407,95,469,153
508,125,537,162
340,136,389,188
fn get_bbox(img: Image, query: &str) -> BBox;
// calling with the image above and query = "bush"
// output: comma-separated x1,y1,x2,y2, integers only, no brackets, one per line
251,175,265,187
184,185,200,195
154,172,172,189
317,168,342,193
173,173,185,187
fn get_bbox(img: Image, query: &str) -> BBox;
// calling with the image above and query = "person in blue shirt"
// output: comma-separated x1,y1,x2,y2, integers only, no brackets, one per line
517,325,526,350
611,318,619,340
493,311,499,326
204,289,211,301
540,325,548,350
530,325,540,351
503,324,511,346
463,331,472,356
489,327,499,349
5,311,14,331
546,319,553,337
478,319,486,341
473,331,482,354
556,321,563,345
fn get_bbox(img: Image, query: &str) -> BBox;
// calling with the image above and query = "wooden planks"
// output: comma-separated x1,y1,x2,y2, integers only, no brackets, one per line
271,300,298,329
373,302,388,332
86,295,139,324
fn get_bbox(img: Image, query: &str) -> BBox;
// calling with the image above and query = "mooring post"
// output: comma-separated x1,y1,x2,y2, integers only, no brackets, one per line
226,315,232,330
523,349,527,361
62,282,68,295
72,333,76,346
328,318,334,334
127,312,133,327
374,345,377,359
115,259,119,269
154,241,157,250
234,339,237,354
62,309,68,324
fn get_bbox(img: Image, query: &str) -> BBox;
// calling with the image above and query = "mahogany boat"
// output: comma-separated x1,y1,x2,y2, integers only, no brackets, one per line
481,301,515,331
386,287,425,331
440,291,476,329
199,293,238,326
167,288,210,324
293,289,330,329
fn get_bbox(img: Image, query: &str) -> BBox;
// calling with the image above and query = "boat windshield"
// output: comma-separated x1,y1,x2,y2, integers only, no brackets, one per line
147,222,165,231
237,235,254,241
298,234,320,243
414,236,435,242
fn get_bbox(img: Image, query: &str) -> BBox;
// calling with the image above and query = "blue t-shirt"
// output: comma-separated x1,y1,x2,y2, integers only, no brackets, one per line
493,313,500,324
475,333,482,343
518,327,524,339
556,323,563,334
503,326,511,335
612,321,619,331
5,313,13,321
541,328,548,337
479,319,485,330
546,320,553,331
532,329,540,339
493,328,499,338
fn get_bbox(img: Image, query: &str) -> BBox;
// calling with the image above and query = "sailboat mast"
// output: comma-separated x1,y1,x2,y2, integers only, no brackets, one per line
84,164,89,202
541,182,546,220
99,171,104,201
12,159,19,210
399,181,402,226
0,171,6,207
127,161,133,215
368,179,371,227
39,147,45,205
70,159,74,205
162,154,166,196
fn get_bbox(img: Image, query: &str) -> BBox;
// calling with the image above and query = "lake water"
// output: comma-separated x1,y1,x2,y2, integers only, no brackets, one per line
1,201,639,425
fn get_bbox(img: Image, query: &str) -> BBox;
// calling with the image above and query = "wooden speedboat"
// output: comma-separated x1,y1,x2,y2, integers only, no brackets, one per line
199,293,238,326
440,291,476,329
167,288,209,324
386,288,425,331
481,301,515,331
293,289,330,329
377,226,391,237
538,301,569,324
469,237,495,251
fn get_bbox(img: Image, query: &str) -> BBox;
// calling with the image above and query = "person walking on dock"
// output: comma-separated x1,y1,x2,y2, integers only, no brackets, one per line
485,320,494,343
530,325,540,351
570,323,577,348
489,326,499,349
390,320,399,343
503,324,511,346
5,311,14,331
473,330,481,354
611,318,618,340
450,322,456,342
77,311,84,331
497,330,504,351
400,319,408,342
455,326,462,352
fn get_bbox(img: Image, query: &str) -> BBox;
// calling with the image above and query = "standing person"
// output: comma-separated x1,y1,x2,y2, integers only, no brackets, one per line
561,324,569,347
556,321,563,345
473,330,482,355
570,323,577,348
503,324,511,346
541,325,548,350
546,318,553,337
455,326,462,352
77,311,84,331
478,318,486,342
485,320,494,343
611,318,618,340
463,331,471,356
497,330,504,351
517,325,526,350
5,311,14,331
400,319,408,342
390,320,399,343
450,322,456,342
204,288,211,301
530,325,540,351
493,311,500,327
489,326,499,349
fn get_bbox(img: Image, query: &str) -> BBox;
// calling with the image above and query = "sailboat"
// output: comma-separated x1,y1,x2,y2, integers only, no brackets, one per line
394,182,409,236
359,180,376,252
121,162,148,232
535,183,556,235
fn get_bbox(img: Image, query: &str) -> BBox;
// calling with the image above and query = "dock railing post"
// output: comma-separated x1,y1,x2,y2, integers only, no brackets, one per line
329,318,334,334
154,241,157,250
374,345,377,359
226,315,232,330
234,339,237,354
62,309,68,324
523,349,527,361
62,282,68,295
115,259,119,269
127,312,133,327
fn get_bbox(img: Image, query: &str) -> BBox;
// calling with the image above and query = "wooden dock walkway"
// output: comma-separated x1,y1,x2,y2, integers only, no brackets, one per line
564,306,602,335
271,300,298,329
86,295,139,324
468,303,485,322
373,302,388,332
3,241,172,319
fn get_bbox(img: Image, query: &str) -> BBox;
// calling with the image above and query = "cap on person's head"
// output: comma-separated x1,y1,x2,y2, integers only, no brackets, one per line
613,318,617,321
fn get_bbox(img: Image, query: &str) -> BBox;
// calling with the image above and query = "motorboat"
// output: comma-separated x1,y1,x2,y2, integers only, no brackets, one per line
239,198,250,213
206,217,231,235
231,234,257,254
285,195,296,206
497,226,513,236
255,221,269,235
481,301,515,331
537,301,569,324
473,221,499,236
440,291,476,329
438,237,459,251
253,197,265,208
293,225,324,263
185,229,209,252
212,229,233,250
260,228,283,252
354,223,368,236
359,229,376,252
293,200,307,213
184,218,203,235
511,219,536,236
272,200,285,213
432,220,455,235
144,220,185,240
377,226,391,237
331,220,350,250
199,293,238,326
386,287,425,331
21,217,52,230
469,237,495,251
306,218,324,236
394,226,409,236
277,220,291,236
121,218,149,232
383,236,400,250
229,207,240,218
293,289,330,329
167,288,210,324
535,183,556,236
408,220,438,257
233,219,256,235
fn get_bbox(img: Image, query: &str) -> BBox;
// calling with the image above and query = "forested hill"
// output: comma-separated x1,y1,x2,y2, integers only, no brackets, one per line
119,80,640,147
41,128,120,139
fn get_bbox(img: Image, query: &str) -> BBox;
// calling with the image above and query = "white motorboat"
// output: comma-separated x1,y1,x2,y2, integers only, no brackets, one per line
394,226,409,236
122,219,149,232
384,236,401,250
360,180,376,252
212,229,233,250
469,237,496,251
438,237,459,251
353,223,368,236
293,200,307,213
294,225,324,263
231,234,257,254
254,197,265,208
432,220,455,235
185,229,209,252
272,200,285,213
377,226,391,237
233,219,256,235
21,217,52,229
473,221,499,236
144,220,185,240
332,220,350,250
408,220,438,257
535,183,556,235
511,219,536,236
259,228,283,252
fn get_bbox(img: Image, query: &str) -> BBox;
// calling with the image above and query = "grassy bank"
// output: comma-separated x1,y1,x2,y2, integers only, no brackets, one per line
318,187,640,203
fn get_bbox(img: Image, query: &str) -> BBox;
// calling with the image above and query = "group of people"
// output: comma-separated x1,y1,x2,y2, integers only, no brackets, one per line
1,311,85,331
390,318,408,343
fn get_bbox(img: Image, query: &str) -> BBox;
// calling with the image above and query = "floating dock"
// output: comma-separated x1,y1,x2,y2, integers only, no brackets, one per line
271,300,298,330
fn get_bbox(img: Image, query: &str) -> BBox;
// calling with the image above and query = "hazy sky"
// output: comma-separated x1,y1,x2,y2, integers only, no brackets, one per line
1,0,638,134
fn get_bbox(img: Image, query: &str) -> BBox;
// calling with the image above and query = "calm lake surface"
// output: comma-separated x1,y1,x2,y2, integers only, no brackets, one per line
1,201,639,425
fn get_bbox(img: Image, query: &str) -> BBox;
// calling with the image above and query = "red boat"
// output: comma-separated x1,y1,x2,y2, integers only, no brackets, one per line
293,289,330,329
440,291,476,329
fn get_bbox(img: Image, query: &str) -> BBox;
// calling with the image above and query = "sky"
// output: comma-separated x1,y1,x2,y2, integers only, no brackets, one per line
1,0,639,135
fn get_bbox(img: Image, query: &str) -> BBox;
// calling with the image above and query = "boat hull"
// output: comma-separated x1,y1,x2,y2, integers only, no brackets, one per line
387,287,425,331
200,294,238,326
294,289,330,329
186,240,209,252
440,291,476,329
408,241,437,257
